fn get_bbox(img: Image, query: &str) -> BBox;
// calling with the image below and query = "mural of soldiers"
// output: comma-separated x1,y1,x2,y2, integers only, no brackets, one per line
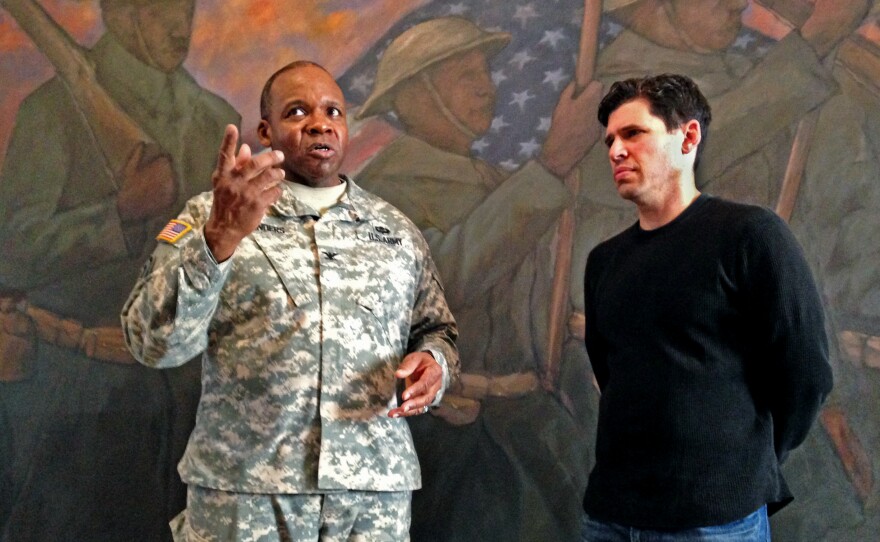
0,0,239,540
789,9,880,538
354,16,604,542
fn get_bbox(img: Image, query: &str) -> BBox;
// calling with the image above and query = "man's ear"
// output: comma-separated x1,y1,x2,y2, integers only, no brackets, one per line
681,119,701,154
257,119,272,148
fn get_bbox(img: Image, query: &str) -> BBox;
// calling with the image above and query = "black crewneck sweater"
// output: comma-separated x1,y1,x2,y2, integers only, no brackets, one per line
582,195,832,530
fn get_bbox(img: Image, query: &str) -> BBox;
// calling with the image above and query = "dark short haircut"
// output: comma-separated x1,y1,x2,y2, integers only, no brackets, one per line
260,60,331,120
598,73,712,169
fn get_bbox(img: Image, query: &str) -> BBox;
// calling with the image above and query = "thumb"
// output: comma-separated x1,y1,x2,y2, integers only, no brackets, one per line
395,354,422,378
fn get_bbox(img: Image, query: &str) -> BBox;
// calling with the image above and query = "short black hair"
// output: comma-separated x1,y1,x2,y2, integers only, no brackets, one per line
260,60,330,120
598,73,712,169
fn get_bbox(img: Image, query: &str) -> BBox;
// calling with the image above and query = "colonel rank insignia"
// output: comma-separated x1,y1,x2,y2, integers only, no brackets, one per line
156,219,193,244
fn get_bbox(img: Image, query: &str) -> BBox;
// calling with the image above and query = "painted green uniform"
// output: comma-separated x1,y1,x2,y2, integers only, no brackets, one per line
0,33,238,541
356,134,594,542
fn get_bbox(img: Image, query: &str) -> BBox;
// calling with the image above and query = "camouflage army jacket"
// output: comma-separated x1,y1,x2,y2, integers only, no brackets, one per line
121,179,458,493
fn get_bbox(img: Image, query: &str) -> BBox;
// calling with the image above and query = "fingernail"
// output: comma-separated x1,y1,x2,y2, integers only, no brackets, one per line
274,150,284,161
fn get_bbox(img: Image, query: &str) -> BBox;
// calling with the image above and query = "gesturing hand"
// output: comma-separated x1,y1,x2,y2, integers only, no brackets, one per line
204,124,286,262
388,352,443,418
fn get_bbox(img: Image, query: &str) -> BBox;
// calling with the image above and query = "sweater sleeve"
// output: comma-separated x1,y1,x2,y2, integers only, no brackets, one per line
584,247,610,391
741,211,833,462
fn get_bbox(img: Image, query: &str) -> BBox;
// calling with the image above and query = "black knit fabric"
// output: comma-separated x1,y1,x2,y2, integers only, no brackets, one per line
582,194,832,530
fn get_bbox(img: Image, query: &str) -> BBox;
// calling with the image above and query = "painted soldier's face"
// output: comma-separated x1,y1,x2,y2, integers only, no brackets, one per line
258,65,350,188
669,0,749,51
105,0,195,72
429,49,497,136
134,0,195,71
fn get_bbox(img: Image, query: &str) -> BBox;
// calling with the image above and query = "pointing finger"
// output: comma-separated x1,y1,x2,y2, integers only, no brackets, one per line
216,124,240,174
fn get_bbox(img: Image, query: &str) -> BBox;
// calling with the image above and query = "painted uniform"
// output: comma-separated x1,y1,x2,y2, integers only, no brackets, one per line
0,33,238,541
357,135,593,542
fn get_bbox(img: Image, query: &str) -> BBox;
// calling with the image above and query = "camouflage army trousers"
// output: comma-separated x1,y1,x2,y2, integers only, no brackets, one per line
171,486,412,542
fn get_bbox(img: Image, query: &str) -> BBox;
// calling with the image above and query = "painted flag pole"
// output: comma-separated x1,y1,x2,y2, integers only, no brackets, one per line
776,98,875,505
773,50,875,504
766,0,876,501
543,0,602,394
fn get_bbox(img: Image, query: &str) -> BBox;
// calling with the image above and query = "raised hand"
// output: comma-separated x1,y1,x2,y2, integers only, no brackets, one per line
800,0,871,58
539,80,605,179
204,124,285,262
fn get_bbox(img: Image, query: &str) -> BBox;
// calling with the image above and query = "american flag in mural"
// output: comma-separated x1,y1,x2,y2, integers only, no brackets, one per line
336,0,774,170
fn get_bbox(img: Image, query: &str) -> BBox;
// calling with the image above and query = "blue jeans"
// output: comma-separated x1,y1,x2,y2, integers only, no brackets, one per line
580,506,770,542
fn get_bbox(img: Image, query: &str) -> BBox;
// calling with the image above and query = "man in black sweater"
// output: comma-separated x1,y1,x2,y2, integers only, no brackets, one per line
581,74,832,541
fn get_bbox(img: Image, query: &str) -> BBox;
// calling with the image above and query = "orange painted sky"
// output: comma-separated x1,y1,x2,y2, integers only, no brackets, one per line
184,0,432,146
0,0,427,169
1,0,878,170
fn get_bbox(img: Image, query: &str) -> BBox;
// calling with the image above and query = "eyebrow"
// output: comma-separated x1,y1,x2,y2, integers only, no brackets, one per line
279,99,306,111
604,123,642,146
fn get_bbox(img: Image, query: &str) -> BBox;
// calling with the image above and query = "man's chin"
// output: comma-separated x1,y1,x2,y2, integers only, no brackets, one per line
616,185,640,202
297,161,342,183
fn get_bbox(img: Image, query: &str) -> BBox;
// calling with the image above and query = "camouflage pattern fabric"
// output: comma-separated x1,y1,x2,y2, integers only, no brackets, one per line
122,178,458,495
172,486,411,542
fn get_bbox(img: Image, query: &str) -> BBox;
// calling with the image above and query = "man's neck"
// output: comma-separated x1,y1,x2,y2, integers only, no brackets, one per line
288,178,347,216
637,179,701,231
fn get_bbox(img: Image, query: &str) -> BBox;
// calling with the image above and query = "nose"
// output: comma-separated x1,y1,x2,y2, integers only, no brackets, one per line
608,138,626,163
306,114,332,134
474,71,495,99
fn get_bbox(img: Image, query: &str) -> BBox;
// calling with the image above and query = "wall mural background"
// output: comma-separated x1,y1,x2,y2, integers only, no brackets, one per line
0,0,878,541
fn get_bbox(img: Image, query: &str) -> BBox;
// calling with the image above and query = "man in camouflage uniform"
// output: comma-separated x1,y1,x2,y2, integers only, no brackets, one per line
121,61,458,542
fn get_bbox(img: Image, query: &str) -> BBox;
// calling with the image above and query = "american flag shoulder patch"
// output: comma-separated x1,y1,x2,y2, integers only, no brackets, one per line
156,219,193,244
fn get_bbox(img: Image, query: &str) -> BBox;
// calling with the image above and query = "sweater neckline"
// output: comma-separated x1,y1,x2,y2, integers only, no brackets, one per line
634,194,710,239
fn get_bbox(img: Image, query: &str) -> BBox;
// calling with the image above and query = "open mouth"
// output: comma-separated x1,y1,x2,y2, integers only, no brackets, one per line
308,143,335,157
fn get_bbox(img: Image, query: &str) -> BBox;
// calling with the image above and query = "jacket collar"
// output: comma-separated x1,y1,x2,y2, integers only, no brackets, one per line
270,175,380,224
